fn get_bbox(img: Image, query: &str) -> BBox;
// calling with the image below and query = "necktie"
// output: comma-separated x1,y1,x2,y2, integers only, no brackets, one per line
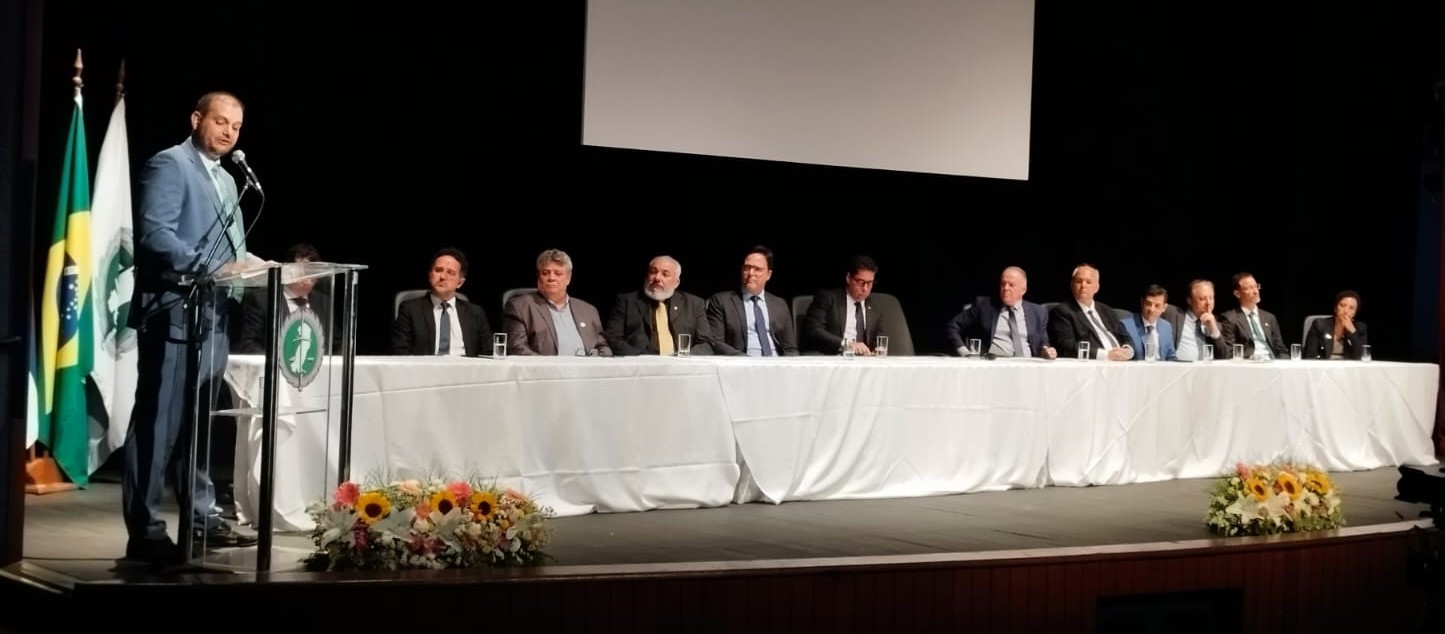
1196,322,1207,359
750,296,773,356
212,164,246,260
655,300,674,356
437,303,451,355
853,301,866,346
292,296,309,312
1087,310,1118,348
1008,306,1025,357
1248,312,1268,356
1145,324,1155,359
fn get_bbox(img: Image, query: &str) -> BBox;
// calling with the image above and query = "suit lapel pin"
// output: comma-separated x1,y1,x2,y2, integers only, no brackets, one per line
580,322,587,328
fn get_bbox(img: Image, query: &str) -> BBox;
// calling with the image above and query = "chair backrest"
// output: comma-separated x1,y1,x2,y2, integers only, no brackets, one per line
791,295,814,340
1302,314,1329,345
1113,308,1133,323
1043,301,1060,312
394,290,469,319
501,287,534,313
870,292,914,356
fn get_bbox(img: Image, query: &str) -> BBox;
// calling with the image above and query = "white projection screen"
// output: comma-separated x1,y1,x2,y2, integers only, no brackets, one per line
582,0,1036,180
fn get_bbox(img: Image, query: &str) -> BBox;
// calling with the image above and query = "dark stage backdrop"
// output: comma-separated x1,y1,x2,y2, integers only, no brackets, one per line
28,1,1445,358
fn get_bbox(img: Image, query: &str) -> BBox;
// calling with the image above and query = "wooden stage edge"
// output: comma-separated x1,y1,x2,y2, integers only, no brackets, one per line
3,518,1441,631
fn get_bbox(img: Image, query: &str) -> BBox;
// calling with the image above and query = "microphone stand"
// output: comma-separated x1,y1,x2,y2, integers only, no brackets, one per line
177,177,259,566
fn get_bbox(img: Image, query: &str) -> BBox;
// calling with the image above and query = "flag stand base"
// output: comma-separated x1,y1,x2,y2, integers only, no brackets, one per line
24,456,77,495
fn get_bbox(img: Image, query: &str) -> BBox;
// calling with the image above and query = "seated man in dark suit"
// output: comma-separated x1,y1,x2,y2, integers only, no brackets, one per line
1120,284,1179,361
235,242,334,354
390,247,493,356
946,266,1057,358
1167,279,1228,361
605,255,717,356
1048,263,1134,360
802,255,886,355
706,245,799,356
1219,272,1288,360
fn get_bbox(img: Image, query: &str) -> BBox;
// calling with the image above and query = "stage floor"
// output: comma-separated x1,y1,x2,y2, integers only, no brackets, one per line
20,465,1439,583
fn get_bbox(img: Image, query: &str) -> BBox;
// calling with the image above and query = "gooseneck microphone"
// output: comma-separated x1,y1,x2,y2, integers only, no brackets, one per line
232,149,263,194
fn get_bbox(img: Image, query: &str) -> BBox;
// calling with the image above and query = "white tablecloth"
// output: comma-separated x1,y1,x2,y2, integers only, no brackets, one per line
224,355,1439,530
224,356,740,530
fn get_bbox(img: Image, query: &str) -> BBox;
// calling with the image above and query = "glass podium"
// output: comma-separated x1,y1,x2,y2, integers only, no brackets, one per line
182,260,366,572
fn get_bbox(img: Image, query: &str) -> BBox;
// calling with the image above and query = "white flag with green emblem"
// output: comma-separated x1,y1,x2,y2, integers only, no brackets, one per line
88,93,137,472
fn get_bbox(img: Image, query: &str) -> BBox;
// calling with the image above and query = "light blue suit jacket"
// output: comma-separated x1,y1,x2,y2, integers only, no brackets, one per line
1121,314,1178,361
130,139,244,327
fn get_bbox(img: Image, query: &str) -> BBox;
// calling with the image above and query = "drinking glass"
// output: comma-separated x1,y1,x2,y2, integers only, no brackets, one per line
1361,345,1372,362
875,335,889,358
677,333,692,358
1077,341,1090,360
1290,343,1302,361
1232,343,1244,361
492,333,507,359
967,339,982,357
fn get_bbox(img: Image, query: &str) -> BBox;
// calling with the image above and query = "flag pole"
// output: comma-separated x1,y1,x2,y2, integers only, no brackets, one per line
25,49,85,495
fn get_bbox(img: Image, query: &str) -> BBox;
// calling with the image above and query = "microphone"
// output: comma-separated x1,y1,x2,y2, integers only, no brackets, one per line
231,150,264,194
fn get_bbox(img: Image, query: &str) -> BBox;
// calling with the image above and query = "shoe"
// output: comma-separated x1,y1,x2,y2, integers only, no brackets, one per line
194,522,259,548
122,538,180,567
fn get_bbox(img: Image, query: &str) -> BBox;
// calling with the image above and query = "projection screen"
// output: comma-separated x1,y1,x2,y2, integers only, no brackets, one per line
582,0,1036,180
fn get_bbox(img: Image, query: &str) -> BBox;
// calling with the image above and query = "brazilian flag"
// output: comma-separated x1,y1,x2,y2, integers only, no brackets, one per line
38,90,92,486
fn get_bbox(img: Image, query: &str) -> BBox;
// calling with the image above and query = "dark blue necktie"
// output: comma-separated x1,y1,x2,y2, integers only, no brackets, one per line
751,296,773,356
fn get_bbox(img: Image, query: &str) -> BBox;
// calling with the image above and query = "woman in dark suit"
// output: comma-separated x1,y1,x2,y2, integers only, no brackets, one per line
1303,290,1368,359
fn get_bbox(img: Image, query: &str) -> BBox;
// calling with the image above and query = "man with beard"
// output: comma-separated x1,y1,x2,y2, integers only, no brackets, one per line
605,255,717,356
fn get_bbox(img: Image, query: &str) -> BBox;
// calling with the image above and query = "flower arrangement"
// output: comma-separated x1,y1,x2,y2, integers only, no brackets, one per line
1206,462,1344,536
303,478,555,571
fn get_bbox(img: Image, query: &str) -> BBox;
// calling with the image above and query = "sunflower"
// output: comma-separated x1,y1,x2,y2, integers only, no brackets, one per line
355,491,392,524
1305,471,1332,495
429,489,460,516
1275,472,1302,500
1244,476,1270,501
470,490,499,520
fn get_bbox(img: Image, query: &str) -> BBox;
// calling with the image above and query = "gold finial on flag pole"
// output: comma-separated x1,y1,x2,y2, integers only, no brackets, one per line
116,59,126,102
72,49,83,98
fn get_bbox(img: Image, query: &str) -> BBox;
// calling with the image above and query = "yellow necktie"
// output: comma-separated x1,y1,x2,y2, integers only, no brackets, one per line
655,301,674,356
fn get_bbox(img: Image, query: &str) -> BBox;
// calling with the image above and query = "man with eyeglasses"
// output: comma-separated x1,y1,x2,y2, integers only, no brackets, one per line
802,255,887,356
1219,272,1288,360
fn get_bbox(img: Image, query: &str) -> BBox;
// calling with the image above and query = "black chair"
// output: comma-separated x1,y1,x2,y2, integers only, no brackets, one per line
870,292,914,356
393,290,469,319
500,287,533,313
791,295,814,346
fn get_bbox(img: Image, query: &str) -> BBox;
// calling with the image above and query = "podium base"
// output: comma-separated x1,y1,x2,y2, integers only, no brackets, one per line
25,456,78,495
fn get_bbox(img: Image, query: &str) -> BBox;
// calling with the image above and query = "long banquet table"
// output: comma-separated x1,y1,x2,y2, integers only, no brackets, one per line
223,355,1439,531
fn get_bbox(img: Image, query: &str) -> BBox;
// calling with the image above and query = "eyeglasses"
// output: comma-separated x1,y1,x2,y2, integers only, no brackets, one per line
1239,284,1261,292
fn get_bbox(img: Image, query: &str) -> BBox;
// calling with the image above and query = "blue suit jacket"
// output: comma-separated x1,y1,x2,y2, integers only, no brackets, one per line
130,139,244,328
945,296,1051,356
1121,314,1178,361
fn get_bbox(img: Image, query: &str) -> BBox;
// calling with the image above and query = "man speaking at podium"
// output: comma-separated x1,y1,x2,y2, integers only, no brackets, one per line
122,91,261,566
